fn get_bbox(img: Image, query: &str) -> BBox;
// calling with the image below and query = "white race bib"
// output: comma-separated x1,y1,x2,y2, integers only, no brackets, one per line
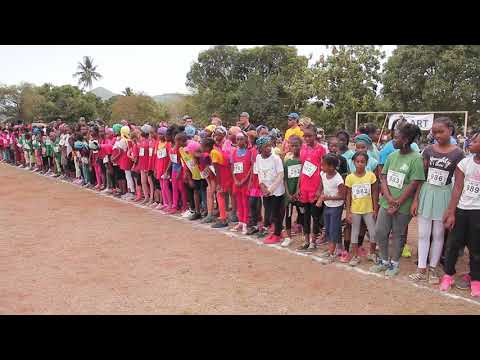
139,148,145,157
200,168,210,179
81,157,89,164
149,147,153,157
157,147,167,159
464,179,480,198
287,164,301,179
387,170,405,190
302,160,317,177
427,167,449,187
233,162,244,174
45,139,52,146
42,147,47,155
54,146,59,152
209,165,216,176
169,153,177,163
352,183,371,199
103,155,109,164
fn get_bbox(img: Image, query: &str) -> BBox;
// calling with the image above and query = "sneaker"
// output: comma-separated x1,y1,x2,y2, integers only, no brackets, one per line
308,242,317,251
338,251,351,263
439,274,455,291
370,261,390,273
297,242,310,252
246,226,259,236
409,271,428,282
167,208,179,215
188,212,202,221
455,273,471,290
471,281,480,298
315,233,328,246
256,229,269,238
264,235,281,245
241,223,248,235
182,209,195,218
211,221,228,229
318,249,331,259
200,214,215,224
230,223,243,232
349,256,360,267
367,253,378,263
385,264,400,277
320,254,335,265
428,267,440,285
229,213,239,223
281,237,294,248
401,244,412,258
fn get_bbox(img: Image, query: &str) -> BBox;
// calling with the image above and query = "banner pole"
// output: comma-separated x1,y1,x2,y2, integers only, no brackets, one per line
377,113,389,146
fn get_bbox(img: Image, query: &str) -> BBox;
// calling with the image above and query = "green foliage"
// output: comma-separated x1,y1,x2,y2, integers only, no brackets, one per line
73,56,103,90
110,95,169,125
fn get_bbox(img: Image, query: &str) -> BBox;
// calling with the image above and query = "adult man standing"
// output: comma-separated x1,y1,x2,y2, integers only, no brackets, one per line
183,115,193,127
211,114,222,127
283,112,304,154
238,112,255,132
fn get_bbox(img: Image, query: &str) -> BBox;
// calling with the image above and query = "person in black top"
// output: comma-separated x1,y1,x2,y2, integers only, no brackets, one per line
327,136,349,178
238,112,255,132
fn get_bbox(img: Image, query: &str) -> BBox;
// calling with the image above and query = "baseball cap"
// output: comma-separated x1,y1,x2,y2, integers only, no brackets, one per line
239,112,250,118
287,112,300,120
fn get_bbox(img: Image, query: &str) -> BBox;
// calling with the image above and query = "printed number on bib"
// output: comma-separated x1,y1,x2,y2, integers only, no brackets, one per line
200,168,210,179
287,164,301,179
352,183,371,199
157,147,167,159
42,147,47,155
149,147,153,157
54,146,59,152
139,148,145,156
233,162,244,174
169,153,177,163
103,155,109,164
427,168,448,186
302,161,317,177
464,179,480,198
387,170,405,189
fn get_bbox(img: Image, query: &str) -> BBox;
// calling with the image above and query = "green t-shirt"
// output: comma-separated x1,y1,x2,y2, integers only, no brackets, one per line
44,138,54,157
284,157,302,197
379,150,425,215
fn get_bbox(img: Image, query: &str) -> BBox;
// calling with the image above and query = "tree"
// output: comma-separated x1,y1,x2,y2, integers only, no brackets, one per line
0,83,46,122
73,56,103,90
122,87,134,96
310,45,385,133
110,95,169,125
382,45,480,125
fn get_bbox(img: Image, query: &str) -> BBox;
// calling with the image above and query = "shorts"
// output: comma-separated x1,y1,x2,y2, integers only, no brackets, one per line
113,165,125,181
193,179,207,192
152,176,161,190
67,159,75,172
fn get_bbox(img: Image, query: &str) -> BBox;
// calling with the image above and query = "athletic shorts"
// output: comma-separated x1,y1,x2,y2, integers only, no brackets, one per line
193,179,207,192
152,176,161,190
113,165,125,181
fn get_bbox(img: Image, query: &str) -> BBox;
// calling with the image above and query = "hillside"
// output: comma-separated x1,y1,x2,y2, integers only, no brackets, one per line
89,87,118,100
152,93,186,103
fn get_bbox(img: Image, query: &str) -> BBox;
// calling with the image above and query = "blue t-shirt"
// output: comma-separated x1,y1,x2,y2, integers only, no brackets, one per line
341,149,355,161
347,152,378,173
378,140,420,165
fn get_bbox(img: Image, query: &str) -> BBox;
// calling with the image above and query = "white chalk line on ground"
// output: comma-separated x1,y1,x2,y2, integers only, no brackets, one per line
8,164,480,308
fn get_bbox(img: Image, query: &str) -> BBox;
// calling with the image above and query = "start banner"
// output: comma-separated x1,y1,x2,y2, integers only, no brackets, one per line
388,113,434,131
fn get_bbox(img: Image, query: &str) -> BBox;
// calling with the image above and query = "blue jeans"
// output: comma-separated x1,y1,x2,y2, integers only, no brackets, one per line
323,205,343,244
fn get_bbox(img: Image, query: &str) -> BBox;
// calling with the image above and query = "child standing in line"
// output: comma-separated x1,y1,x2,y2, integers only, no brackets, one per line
255,136,286,244
167,127,188,214
281,135,303,247
345,151,378,266
199,138,217,224
230,131,252,234
179,139,204,220
246,131,265,236
154,127,172,211
317,154,346,264
410,118,464,284
297,124,326,252
118,126,135,200
370,123,425,276
440,130,480,297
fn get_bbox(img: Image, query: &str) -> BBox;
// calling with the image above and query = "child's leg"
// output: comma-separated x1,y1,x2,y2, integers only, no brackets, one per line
236,192,244,224
375,207,393,264
417,215,433,270
161,178,172,208
429,219,446,269
193,184,201,213
362,213,377,255
466,209,480,281
443,208,468,277
186,184,195,211
312,204,323,240
141,171,149,199
295,203,304,231
171,171,180,209
125,170,135,193
391,212,412,265
147,172,155,201
216,191,227,221
350,214,362,256
263,196,273,230
303,202,312,242
205,179,214,215
272,195,284,236
285,202,293,237
248,196,259,228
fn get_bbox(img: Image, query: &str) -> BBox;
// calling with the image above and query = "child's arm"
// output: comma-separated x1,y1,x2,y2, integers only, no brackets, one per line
371,181,379,220
268,170,284,195
345,187,352,224
443,167,465,230
323,183,346,201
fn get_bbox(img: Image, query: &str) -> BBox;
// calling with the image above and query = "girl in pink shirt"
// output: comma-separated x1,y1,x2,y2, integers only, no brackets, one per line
154,127,172,211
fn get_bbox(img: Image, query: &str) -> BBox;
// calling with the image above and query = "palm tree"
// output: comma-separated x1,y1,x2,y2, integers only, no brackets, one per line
73,56,103,90
122,87,134,96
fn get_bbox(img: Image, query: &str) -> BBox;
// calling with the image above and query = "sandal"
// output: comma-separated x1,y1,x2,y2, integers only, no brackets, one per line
408,271,428,282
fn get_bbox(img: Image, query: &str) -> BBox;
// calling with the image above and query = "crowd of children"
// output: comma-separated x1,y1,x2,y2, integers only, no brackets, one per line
1,113,479,298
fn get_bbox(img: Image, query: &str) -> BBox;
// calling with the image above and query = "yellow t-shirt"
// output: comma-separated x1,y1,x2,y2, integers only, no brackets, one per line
284,126,304,141
345,171,377,214
179,148,202,180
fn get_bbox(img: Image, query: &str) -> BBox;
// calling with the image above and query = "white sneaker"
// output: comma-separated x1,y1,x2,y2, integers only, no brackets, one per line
182,210,194,218
281,237,294,247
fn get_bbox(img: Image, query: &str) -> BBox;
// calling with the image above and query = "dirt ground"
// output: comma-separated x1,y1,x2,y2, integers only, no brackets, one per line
1,162,479,314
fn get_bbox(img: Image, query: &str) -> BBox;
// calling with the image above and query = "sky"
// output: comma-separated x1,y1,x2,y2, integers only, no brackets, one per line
0,45,396,96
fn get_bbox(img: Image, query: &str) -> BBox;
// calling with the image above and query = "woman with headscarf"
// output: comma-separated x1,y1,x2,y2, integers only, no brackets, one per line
347,134,379,174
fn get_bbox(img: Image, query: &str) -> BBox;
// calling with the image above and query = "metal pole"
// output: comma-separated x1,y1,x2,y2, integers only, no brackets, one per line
355,113,359,133
464,111,468,138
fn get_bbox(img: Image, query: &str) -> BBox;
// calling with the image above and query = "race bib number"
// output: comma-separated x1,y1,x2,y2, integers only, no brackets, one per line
139,148,145,156
387,170,405,190
54,146,59,152
287,164,301,179
427,168,448,187
200,168,210,179
81,157,89,164
149,147,153,157
302,161,317,177
24,144,30,150
233,162,244,174
103,155,109,164
157,147,167,159
169,153,177,163
464,179,480,198
42,147,47,155
352,183,371,199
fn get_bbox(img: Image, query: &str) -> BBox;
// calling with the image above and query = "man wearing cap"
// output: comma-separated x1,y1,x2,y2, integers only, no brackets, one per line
283,112,304,154
183,115,193,127
238,112,255,133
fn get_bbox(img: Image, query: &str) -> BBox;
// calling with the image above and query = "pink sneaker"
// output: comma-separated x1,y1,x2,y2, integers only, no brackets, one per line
167,208,178,215
471,281,480,298
439,275,455,291
338,251,351,263
357,247,367,257
264,235,281,244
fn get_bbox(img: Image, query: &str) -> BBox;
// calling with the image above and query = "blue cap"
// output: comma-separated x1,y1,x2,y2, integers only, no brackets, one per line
287,112,299,120
185,125,196,137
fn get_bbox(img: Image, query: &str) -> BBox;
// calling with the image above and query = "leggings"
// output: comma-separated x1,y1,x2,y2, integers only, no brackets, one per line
125,170,135,193
302,202,322,235
74,156,81,178
216,192,227,221
375,207,412,264
351,213,376,245
248,196,262,227
263,195,285,236
172,170,187,210
417,215,444,269
444,208,480,281
186,184,195,211
235,191,249,224
285,201,304,230
161,178,172,208
81,162,91,184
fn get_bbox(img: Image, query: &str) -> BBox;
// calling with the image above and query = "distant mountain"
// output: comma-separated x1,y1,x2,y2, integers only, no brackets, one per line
89,87,118,100
152,93,187,103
